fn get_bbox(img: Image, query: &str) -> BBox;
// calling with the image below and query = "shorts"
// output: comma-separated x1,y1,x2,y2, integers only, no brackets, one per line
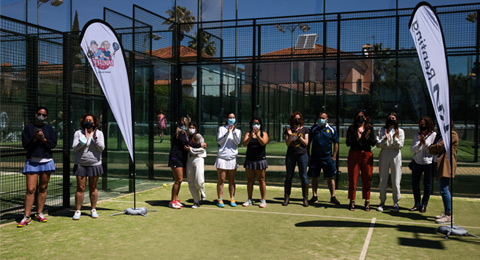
308,157,337,178
168,158,185,168
215,157,238,170
74,164,104,177
22,160,55,175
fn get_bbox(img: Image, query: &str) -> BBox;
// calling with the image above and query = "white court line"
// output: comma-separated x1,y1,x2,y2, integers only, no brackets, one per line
359,217,376,260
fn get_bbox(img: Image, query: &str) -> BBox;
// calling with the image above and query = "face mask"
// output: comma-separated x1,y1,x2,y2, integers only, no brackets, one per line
188,129,196,135
295,119,301,125
357,117,365,124
387,118,396,126
319,118,326,126
228,118,236,126
180,125,187,131
253,123,260,130
36,114,46,123
419,126,427,132
84,121,94,129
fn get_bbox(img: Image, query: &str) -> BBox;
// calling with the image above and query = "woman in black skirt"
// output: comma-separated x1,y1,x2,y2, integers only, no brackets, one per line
72,114,105,220
242,117,269,208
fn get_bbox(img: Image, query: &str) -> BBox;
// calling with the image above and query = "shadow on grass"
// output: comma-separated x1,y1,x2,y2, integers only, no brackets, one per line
48,206,115,218
295,220,447,249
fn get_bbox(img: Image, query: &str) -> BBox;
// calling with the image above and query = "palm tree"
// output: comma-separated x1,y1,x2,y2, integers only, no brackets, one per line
188,32,217,56
163,6,196,41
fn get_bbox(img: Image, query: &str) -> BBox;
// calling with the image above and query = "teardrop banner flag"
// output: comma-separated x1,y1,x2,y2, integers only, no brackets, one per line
409,2,451,163
80,20,134,162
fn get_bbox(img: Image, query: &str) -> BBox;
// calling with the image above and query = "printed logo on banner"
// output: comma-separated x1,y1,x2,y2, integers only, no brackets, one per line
86,40,120,70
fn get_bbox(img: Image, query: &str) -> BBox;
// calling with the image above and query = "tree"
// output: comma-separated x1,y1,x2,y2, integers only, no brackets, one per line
163,6,196,41
188,31,217,56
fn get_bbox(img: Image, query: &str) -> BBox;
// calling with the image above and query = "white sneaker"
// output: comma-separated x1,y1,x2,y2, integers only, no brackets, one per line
192,203,200,209
393,203,399,213
436,215,453,224
91,209,99,218
377,204,384,212
169,201,182,209
73,210,81,220
436,212,446,219
242,199,253,207
259,200,267,208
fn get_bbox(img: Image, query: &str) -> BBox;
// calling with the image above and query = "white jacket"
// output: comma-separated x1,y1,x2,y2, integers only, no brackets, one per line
216,125,241,160
410,131,436,165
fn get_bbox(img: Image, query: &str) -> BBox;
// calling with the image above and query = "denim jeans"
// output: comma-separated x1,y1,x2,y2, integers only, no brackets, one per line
411,161,433,207
285,153,309,185
438,177,452,214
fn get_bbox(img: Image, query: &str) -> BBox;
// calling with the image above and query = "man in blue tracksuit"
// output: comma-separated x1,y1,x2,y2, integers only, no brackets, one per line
308,112,340,205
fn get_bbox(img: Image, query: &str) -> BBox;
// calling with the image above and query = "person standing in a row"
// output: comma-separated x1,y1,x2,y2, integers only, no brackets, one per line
376,112,404,213
346,109,376,211
283,112,310,207
410,116,436,213
308,112,340,206
18,106,58,227
215,113,241,208
72,114,105,220
185,122,207,209
242,117,269,208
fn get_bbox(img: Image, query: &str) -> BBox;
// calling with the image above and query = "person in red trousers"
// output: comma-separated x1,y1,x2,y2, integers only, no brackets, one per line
346,109,376,211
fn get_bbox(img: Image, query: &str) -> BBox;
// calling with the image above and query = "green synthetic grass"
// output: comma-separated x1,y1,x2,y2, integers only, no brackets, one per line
2,183,479,259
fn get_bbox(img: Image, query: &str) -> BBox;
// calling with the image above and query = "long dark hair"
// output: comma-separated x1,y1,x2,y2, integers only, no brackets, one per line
419,116,434,134
249,117,264,133
352,109,372,129
80,113,100,129
225,112,235,125
384,112,399,130
289,111,304,128
188,122,200,142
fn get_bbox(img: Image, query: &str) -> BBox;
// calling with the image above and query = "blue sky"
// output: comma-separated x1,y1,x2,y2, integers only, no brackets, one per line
0,0,478,32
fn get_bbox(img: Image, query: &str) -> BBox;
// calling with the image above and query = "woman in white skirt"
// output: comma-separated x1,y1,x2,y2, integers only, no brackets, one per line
242,117,269,208
72,114,105,220
185,122,207,209
215,113,241,208
376,112,404,213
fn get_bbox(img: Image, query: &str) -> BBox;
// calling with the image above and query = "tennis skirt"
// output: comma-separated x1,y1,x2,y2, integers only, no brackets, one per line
23,160,55,175
73,164,104,177
214,157,238,170
244,159,268,170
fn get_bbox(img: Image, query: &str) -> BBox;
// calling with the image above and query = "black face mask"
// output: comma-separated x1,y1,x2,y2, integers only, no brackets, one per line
84,121,94,129
387,118,396,126
356,117,365,124
295,119,301,125
419,126,427,132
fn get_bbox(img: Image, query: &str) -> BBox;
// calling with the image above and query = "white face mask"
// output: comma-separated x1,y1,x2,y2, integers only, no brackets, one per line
188,129,196,135
253,124,260,130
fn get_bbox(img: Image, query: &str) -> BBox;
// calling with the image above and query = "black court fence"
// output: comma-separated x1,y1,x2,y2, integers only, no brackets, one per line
1,3,479,222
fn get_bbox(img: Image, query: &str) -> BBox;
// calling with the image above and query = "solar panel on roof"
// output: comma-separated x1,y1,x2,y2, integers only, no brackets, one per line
295,34,317,49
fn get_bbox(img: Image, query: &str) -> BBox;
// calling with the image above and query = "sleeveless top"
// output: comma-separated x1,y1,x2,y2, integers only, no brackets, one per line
158,114,166,129
246,132,266,161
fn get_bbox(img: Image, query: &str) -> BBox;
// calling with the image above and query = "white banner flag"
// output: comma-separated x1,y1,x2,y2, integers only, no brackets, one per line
409,2,451,163
80,20,134,162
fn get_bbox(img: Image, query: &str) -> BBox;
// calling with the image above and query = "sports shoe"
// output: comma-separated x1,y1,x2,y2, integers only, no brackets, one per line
393,203,399,213
35,213,47,222
169,200,182,209
175,200,184,208
377,204,384,212
230,198,237,207
217,199,225,208
330,196,341,206
73,210,81,220
242,199,253,207
259,200,267,208
17,216,32,228
191,203,200,209
308,196,318,204
436,215,453,224
436,212,446,219
91,209,99,218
